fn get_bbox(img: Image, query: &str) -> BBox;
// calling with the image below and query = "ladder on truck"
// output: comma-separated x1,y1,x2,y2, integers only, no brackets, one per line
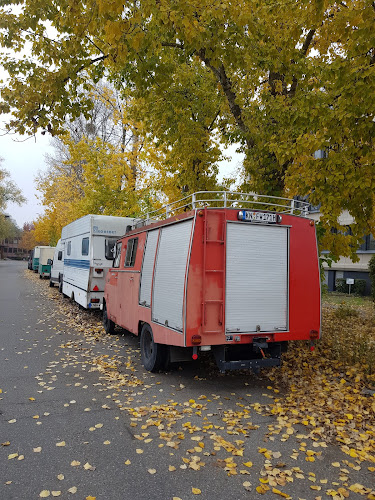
201,209,226,337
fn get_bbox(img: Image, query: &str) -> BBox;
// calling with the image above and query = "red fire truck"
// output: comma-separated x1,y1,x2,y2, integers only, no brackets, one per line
103,192,321,372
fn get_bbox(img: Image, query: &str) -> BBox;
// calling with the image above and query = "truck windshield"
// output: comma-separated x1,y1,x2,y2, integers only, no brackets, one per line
105,238,118,260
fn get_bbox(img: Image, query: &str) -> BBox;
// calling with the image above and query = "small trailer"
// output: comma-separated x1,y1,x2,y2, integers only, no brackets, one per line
61,214,134,309
32,246,54,272
103,192,321,373
49,239,64,289
38,246,56,279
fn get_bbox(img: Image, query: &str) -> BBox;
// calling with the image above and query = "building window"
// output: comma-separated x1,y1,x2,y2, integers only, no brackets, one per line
359,234,375,251
82,237,89,256
124,238,138,267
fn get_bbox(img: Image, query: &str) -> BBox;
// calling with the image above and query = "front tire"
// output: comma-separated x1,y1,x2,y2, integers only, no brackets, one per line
49,280,54,287
103,302,115,334
140,323,165,372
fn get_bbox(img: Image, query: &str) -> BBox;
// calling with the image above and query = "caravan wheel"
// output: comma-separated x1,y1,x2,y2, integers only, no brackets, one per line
140,324,165,372
103,302,115,334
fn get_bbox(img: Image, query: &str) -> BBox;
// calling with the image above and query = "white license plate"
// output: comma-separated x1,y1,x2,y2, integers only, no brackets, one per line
243,211,277,223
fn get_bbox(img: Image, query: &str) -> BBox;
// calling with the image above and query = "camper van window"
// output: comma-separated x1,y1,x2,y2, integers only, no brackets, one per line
124,238,138,267
105,238,118,260
113,242,122,268
67,241,71,256
58,251,62,261
82,237,89,256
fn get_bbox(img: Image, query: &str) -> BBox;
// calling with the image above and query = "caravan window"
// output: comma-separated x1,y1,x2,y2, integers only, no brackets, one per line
82,237,89,256
67,241,71,256
105,238,118,260
58,251,62,261
124,238,138,267
113,242,122,268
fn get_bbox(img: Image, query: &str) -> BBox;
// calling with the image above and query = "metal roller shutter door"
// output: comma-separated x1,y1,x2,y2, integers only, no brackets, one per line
139,229,159,307
152,219,193,331
225,223,288,333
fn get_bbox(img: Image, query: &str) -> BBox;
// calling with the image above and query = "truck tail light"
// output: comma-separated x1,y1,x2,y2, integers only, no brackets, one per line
92,285,99,291
95,268,103,274
191,335,201,345
310,329,319,339
91,298,100,304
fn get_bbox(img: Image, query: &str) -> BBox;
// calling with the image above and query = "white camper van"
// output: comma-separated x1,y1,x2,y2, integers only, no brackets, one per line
49,239,64,290
61,215,134,309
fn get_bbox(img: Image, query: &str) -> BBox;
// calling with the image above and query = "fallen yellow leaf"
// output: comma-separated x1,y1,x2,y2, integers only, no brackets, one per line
192,487,201,495
39,491,50,498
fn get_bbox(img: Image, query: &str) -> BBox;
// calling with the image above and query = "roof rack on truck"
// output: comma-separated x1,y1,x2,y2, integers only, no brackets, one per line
132,191,310,229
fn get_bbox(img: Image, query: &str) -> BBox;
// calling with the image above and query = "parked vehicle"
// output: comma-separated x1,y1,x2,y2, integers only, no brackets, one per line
27,250,34,270
103,191,321,373
49,239,64,290
61,214,134,309
38,247,55,279
32,246,53,272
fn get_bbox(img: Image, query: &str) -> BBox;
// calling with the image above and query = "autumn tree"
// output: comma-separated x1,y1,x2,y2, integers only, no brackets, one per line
0,0,374,258
0,158,25,240
34,84,165,239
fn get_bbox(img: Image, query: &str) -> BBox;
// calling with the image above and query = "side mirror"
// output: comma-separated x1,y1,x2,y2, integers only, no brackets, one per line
47,259,53,265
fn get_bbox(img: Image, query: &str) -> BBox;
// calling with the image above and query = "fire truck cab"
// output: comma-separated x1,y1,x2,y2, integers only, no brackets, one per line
103,192,321,373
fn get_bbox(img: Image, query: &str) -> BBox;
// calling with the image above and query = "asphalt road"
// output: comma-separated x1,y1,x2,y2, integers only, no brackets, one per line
0,260,373,500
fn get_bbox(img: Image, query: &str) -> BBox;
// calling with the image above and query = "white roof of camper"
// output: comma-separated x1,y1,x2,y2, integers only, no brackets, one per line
61,214,134,240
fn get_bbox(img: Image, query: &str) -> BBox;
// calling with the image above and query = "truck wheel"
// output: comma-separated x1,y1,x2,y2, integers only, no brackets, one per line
140,324,165,372
39,274,42,279
58,279,63,293
49,280,54,287
103,303,115,334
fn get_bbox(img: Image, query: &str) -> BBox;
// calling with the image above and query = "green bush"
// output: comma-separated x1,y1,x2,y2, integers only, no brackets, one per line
353,279,366,296
335,278,347,293
335,278,367,295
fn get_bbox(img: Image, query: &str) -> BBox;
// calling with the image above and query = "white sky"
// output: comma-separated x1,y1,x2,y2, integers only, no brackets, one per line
1,124,53,228
1,121,243,229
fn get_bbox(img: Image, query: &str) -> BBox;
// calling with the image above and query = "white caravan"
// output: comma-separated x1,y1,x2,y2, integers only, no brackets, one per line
49,239,64,289
38,247,55,279
61,214,134,309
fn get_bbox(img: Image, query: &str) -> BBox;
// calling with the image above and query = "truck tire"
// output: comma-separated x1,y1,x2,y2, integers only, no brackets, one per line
49,280,54,287
140,323,165,372
58,277,63,293
103,302,115,334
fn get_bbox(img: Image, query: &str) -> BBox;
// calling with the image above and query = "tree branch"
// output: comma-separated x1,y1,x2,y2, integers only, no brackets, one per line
198,49,254,148
63,54,109,83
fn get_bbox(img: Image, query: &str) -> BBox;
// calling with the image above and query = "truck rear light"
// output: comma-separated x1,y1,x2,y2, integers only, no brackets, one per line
95,268,103,274
191,335,201,345
91,298,100,303
310,329,319,339
92,285,99,291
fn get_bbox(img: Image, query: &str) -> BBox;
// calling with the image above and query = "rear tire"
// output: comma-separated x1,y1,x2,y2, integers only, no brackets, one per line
58,278,63,294
49,280,54,287
103,302,115,334
140,323,165,372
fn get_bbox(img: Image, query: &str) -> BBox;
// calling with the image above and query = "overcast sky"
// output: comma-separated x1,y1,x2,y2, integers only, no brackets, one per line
1,122,53,228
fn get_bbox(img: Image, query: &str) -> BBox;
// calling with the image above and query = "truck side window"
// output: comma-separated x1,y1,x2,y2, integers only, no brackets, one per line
113,242,122,268
105,238,118,260
58,251,62,261
67,241,71,256
82,237,89,256
124,238,138,267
